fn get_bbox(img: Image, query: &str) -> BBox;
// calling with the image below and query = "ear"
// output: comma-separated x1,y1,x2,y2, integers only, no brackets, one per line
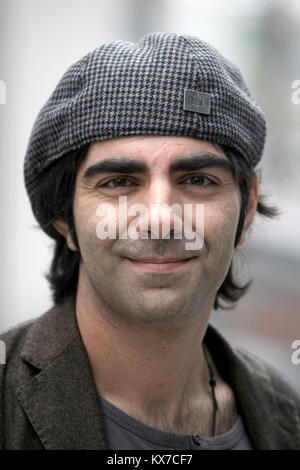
52,218,78,252
236,173,259,248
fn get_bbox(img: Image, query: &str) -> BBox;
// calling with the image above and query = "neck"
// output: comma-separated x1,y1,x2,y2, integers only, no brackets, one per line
75,278,220,428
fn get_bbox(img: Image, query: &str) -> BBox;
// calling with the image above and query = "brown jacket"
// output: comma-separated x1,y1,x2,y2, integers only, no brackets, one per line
0,296,300,450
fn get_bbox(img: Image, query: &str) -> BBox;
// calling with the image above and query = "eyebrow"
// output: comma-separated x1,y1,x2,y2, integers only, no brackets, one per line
81,153,234,180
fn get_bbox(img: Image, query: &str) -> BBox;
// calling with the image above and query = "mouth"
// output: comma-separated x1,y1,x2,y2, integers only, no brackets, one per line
126,256,195,273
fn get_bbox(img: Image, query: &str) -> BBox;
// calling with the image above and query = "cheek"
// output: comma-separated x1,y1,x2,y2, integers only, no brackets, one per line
77,201,97,239
74,198,130,276
203,198,240,250
74,198,113,257
199,199,241,288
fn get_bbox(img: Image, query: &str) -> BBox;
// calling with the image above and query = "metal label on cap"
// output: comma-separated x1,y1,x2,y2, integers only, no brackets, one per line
183,89,211,115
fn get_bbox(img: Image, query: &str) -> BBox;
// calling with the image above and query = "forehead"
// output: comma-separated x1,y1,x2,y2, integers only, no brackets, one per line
80,135,226,171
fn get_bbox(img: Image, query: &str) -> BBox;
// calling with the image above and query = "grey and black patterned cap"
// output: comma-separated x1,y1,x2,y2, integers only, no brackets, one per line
24,31,266,215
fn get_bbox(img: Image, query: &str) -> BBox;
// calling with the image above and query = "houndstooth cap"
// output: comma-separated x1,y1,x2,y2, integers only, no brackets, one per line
24,31,266,211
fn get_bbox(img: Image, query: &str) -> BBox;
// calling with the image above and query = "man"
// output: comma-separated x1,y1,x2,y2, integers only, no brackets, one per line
1,32,300,450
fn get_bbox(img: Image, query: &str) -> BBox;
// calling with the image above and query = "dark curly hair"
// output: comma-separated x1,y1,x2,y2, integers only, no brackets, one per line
32,143,280,309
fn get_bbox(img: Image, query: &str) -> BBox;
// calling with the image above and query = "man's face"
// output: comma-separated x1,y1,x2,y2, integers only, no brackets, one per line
65,135,243,324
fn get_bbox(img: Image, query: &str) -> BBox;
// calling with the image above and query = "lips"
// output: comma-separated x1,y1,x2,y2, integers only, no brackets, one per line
126,256,192,263
126,256,194,273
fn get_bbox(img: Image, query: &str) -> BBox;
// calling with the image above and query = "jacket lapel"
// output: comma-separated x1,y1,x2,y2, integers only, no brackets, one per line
204,325,300,450
17,297,109,450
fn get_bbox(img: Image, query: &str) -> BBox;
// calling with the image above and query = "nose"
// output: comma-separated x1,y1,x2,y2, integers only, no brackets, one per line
135,179,181,239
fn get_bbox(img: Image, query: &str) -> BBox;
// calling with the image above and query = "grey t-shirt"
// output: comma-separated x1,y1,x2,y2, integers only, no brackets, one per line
99,395,253,450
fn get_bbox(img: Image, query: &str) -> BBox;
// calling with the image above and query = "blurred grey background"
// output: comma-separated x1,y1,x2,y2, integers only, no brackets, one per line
0,0,299,390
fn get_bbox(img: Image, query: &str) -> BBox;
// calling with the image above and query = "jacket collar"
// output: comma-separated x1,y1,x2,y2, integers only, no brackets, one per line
204,326,300,449
17,297,300,450
17,296,108,450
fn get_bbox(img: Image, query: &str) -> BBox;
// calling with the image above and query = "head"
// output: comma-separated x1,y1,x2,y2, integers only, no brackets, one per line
35,135,278,317
23,32,280,314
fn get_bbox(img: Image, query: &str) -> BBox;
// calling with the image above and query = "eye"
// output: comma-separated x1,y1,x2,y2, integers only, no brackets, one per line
99,177,137,189
181,175,217,187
